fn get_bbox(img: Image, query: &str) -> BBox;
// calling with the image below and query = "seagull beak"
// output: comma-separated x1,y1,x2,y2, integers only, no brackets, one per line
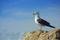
33,13,35,15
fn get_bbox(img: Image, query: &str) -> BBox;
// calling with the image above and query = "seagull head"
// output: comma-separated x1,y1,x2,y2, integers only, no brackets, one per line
33,11,39,16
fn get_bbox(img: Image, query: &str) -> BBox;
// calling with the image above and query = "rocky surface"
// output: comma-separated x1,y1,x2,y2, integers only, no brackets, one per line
23,29,60,40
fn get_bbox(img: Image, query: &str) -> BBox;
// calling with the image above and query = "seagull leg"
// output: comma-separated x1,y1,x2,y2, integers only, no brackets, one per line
40,26,42,30
40,26,41,30
40,25,43,30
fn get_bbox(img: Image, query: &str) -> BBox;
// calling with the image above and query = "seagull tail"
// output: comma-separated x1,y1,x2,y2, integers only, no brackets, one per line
48,25,55,28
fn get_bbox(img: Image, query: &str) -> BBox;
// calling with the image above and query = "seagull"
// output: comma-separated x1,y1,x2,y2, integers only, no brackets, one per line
33,11,55,29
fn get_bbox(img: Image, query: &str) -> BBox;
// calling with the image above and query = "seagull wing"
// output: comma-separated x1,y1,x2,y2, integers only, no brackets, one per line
37,18,55,28
37,18,50,26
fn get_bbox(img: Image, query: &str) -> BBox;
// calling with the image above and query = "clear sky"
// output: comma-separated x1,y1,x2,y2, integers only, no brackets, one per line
0,0,60,34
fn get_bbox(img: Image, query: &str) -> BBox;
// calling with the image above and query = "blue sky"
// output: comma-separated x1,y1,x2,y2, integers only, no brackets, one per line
0,0,60,34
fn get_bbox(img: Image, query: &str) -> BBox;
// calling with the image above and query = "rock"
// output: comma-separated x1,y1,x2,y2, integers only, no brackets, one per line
23,30,44,40
23,29,60,40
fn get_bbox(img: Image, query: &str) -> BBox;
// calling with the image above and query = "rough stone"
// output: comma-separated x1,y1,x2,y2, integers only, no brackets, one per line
24,29,60,40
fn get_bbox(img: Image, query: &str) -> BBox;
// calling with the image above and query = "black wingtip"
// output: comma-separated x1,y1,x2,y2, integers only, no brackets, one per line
49,25,55,28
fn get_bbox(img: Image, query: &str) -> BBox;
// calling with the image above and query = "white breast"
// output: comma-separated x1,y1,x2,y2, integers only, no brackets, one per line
35,19,44,27
35,19,39,24
35,17,42,26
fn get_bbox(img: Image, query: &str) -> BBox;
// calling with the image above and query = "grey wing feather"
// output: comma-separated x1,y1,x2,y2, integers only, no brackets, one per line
37,19,50,26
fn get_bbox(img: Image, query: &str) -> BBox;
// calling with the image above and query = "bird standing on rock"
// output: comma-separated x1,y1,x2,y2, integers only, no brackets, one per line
33,11,55,29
